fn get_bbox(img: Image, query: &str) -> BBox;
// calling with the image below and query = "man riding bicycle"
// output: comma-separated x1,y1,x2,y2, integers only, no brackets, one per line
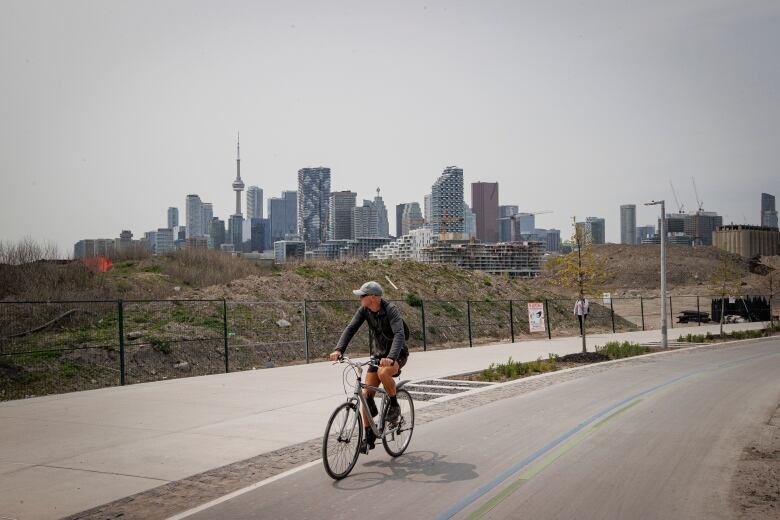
329,281,409,453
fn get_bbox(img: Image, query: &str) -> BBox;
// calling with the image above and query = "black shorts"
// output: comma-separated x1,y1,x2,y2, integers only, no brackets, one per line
368,353,408,374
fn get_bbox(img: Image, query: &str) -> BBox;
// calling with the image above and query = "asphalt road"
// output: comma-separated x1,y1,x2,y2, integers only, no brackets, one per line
175,338,780,520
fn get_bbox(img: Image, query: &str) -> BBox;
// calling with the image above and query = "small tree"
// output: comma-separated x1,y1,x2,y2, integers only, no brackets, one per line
546,217,611,352
708,251,744,336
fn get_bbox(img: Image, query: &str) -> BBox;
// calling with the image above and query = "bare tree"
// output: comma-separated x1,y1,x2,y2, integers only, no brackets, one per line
546,217,611,352
708,250,744,336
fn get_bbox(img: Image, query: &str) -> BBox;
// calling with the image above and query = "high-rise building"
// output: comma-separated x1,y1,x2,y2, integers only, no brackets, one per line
395,204,405,238
372,188,390,238
517,213,535,235
471,182,499,243
761,193,778,228
269,190,297,243
577,217,605,244
431,166,464,235
201,203,213,239
185,194,203,238
400,202,424,236
297,167,331,248
247,186,264,219
464,203,477,239
620,205,636,245
155,228,174,255
636,225,655,243
424,194,432,225
249,217,271,252
546,229,561,252
228,215,243,248
498,205,518,241
116,230,134,253
353,201,379,238
209,217,226,250
167,207,179,229
329,191,357,240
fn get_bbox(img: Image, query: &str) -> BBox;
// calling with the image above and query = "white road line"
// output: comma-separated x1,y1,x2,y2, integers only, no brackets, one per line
164,459,321,520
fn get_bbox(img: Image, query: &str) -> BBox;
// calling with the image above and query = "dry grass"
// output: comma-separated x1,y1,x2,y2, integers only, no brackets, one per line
159,249,264,288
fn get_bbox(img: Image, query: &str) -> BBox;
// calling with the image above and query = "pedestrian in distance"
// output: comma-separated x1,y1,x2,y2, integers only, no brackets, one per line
329,281,410,454
574,296,590,336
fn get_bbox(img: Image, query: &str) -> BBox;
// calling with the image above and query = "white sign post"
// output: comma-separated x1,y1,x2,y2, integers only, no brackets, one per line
528,302,546,333
602,292,611,306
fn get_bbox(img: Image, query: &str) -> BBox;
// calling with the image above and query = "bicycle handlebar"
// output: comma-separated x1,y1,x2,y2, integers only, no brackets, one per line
334,355,379,368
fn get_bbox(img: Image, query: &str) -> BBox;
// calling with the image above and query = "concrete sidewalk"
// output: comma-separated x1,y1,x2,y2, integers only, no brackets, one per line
0,322,767,519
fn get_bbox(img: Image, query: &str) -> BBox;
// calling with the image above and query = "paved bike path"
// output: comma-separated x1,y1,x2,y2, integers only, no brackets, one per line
0,322,766,519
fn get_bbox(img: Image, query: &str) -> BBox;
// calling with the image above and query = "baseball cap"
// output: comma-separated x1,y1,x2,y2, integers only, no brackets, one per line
352,281,383,297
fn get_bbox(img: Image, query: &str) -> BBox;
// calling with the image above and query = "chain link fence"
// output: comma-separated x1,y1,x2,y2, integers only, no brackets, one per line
1,294,774,400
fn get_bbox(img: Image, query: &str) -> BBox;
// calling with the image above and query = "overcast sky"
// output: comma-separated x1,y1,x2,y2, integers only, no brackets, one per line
1,0,779,255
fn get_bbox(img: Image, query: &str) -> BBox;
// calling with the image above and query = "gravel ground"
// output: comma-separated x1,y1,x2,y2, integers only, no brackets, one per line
730,402,780,518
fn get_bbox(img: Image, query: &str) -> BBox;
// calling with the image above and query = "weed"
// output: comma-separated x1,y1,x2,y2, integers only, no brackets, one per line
150,337,172,355
405,292,423,308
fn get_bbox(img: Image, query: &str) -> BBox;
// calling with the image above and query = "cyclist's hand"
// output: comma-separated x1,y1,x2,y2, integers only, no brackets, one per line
329,351,342,362
379,357,396,367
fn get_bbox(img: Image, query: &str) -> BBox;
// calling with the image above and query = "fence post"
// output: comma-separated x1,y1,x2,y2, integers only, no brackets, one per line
640,296,645,331
420,301,427,351
509,300,515,343
696,296,701,326
303,300,310,363
544,299,552,340
669,296,674,329
467,300,473,348
610,298,616,333
117,299,125,386
223,299,229,373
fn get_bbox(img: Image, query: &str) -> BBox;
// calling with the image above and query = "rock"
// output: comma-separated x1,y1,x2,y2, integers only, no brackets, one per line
173,362,190,371
126,331,143,341
173,286,181,292
276,319,291,328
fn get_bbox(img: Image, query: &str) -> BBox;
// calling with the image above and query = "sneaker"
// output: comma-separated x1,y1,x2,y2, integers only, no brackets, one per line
385,402,401,425
360,430,376,454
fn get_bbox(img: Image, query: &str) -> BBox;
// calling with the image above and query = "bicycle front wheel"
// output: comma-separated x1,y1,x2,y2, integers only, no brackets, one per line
322,402,362,480
382,389,414,457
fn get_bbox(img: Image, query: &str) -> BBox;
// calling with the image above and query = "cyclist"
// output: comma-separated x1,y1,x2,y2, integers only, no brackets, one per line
329,281,409,453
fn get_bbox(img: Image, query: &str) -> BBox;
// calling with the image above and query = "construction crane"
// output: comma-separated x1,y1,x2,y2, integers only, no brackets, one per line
691,177,704,212
497,210,552,241
669,181,684,213
437,209,464,242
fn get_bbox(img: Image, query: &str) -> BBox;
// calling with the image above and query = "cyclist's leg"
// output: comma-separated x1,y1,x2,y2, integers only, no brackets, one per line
377,364,398,397
363,371,380,427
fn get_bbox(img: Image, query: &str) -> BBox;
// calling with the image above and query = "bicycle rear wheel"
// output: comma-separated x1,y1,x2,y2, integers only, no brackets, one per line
382,389,414,457
322,402,362,480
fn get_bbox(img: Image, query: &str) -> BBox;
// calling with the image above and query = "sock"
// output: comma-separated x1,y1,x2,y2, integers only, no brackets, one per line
390,395,398,406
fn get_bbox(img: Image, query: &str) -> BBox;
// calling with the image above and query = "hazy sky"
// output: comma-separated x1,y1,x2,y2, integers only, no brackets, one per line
1,0,779,255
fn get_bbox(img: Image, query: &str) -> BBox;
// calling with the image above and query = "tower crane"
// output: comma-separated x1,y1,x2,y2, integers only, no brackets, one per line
669,181,684,213
497,210,553,241
691,177,704,212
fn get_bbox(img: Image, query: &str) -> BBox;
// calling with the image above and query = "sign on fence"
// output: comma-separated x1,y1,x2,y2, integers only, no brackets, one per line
602,292,611,305
528,302,546,333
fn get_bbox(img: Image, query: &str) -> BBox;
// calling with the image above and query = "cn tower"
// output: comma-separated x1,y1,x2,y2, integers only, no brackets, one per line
232,133,244,216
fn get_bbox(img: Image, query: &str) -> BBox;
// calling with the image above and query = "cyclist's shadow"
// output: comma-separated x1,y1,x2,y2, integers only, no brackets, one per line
332,450,478,490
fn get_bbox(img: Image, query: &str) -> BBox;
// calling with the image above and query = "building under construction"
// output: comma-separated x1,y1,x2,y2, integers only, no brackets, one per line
420,241,545,277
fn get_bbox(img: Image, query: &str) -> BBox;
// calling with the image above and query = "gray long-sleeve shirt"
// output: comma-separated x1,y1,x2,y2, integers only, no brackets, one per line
335,299,408,361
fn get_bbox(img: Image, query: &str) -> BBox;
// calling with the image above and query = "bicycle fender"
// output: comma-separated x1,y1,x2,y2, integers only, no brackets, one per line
396,380,411,390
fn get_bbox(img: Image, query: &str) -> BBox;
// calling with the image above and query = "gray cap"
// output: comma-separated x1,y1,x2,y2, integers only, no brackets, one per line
352,281,383,297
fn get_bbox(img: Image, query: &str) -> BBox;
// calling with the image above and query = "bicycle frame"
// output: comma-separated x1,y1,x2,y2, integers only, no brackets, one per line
342,359,409,439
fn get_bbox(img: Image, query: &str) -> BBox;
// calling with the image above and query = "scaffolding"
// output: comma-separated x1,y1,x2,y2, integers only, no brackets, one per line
420,241,545,277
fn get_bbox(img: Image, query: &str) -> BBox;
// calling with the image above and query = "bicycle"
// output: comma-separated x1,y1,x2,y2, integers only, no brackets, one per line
322,356,415,480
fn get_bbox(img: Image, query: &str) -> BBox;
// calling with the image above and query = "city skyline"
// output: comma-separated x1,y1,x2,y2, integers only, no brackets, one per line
1,1,779,254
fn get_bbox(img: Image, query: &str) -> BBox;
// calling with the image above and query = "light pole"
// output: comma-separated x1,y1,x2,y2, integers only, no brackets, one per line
645,200,668,348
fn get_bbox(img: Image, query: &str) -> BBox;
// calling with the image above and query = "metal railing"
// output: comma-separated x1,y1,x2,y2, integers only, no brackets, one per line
0,294,774,400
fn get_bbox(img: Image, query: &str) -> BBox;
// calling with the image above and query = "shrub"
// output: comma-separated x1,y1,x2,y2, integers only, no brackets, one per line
594,341,649,359
405,291,423,308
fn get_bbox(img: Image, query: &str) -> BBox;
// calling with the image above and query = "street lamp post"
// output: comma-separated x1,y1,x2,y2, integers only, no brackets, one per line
645,200,668,348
